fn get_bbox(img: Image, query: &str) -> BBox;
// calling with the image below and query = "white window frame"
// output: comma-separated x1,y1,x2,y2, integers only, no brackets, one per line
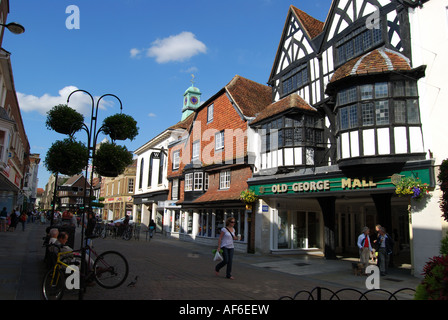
215,130,224,150
204,173,209,191
172,179,179,200
207,104,214,123
128,178,134,193
192,140,200,160
219,170,231,189
185,173,193,191
194,172,203,191
173,151,180,170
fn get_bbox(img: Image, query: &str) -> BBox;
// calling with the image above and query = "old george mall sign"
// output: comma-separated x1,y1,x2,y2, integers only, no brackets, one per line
251,168,432,196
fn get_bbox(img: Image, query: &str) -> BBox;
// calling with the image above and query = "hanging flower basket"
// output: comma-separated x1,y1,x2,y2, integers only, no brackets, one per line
45,104,84,135
395,176,429,201
44,138,89,176
240,189,258,205
93,142,133,177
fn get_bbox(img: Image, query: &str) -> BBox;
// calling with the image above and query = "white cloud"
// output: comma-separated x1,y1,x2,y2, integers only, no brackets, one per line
130,48,142,59
146,31,207,63
148,112,156,117
17,86,114,116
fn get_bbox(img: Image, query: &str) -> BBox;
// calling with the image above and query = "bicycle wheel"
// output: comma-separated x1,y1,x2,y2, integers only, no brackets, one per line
42,267,65,300
100,225,107,238
93,251,129,289
122,228,131,240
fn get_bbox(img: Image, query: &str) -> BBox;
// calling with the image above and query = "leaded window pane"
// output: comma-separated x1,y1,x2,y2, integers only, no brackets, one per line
375,100,389,125
375,82,388,98
393,81,405,97
405,81,418,96
349,105,358,128
360,84,373,100
407,99,420,124
362,103,374,126
394,100,406,123
340,107,349,130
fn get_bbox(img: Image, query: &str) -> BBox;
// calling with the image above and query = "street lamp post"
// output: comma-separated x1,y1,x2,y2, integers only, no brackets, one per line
1,22,25,35
67,89,123,300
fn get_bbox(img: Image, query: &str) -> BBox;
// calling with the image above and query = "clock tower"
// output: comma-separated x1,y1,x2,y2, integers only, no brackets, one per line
181,75,201,121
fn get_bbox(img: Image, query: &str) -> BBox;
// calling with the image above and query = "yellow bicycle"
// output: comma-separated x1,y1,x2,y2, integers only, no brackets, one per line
42,240,129,300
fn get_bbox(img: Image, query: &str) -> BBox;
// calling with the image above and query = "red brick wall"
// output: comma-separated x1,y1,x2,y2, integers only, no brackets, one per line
166,91,251,202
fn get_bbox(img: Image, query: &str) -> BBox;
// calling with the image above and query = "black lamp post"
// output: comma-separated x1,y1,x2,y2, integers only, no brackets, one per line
67,89,122,300
1,22,25,34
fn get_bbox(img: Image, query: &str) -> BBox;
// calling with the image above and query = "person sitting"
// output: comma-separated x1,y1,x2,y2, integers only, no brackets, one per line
48,228,59,245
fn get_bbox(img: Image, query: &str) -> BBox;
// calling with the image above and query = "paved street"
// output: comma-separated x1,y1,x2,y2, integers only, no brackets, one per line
0,222,422,304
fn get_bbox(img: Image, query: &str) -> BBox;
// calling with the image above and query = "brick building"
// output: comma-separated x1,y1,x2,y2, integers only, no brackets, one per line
0,1,30,213
165,76,271,251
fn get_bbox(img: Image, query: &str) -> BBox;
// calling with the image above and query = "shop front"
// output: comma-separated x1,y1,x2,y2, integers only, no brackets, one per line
164,201,250,252
249,160,434,261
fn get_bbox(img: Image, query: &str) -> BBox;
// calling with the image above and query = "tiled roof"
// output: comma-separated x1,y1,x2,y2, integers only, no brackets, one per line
251,93,317,125
167,112,194,131
331,47,412,83
189,188,243,204
291,6,324,39
225,75,272,117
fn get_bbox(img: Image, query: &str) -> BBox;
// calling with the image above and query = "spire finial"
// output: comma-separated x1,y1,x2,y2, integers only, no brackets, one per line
191,74,195,86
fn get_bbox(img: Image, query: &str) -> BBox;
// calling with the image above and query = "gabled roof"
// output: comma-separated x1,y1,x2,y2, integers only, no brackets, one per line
291,6,325,40
62,174,87,186
269,5,325,83
224,75,271,118
250,94,317,126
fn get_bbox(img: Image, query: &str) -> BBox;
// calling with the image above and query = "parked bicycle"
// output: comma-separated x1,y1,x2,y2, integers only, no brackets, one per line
42,235,129,300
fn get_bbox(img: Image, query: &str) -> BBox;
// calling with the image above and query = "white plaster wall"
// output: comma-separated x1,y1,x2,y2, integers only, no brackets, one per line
408,1,448,276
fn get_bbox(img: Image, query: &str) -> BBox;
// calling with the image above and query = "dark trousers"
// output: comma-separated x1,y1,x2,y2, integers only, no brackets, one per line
215,247,234,278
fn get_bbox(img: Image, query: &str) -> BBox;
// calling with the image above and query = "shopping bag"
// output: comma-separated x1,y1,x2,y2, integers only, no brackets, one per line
213,250,223,261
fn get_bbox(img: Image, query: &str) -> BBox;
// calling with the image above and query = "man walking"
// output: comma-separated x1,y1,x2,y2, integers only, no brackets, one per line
357,226,373,273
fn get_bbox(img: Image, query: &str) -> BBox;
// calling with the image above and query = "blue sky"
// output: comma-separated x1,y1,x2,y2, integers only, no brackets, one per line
4,0,332,189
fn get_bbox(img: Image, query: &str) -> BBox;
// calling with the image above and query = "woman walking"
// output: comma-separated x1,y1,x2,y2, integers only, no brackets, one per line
215,217,238,280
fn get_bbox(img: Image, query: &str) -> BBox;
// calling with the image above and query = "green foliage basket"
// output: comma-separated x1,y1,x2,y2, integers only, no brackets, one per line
44,138,89,176
45,104,84,135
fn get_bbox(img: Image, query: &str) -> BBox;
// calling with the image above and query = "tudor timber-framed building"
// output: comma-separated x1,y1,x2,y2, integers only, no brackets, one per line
247,0,446,276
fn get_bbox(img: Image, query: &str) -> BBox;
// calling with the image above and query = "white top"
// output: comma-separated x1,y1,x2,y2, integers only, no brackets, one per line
220,227,235,249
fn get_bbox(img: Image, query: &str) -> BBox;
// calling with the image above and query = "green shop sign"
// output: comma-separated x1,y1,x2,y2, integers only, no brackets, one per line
251,167,432,196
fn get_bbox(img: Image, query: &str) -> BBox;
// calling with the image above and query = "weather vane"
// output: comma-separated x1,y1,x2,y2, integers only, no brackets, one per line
191,74,195,86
